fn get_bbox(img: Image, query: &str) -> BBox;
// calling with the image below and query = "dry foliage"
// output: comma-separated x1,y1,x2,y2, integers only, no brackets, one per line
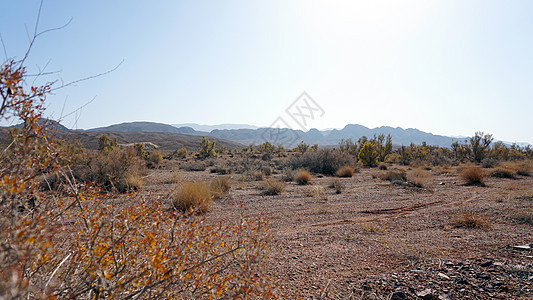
210,176,232,199
1,58,278,298
407,168,432,188
336,166,355,178
380,170,407,182
460,165,485,186
490,167,516,179
294,169,312,185
330,179,344,194
450,213,491,229
172,181,212,213
262,178,284,195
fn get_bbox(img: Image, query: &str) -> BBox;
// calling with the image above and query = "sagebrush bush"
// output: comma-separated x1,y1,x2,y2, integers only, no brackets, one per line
210,176,232,199
490,167,516,179
172,181,212,213
380,170,407,182
378,163,388,170
146,149,164,168
262,178,285,195
407,168,432,188
295,169,312,185
336,166,355,177
330,179,344,194
461,165,485,186
450,213,491,229
286,149,352,175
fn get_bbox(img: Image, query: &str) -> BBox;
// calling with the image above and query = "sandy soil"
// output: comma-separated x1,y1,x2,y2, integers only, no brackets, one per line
142,163,533,299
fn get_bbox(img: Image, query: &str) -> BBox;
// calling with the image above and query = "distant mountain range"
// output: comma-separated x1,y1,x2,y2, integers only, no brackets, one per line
3,120,530,149
85,121,467,148
172,123,259,132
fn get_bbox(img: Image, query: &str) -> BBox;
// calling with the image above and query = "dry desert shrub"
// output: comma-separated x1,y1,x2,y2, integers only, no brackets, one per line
490,167,516,179
1,49,278,299
294,169,312,185
359,221,387,234
378,162,388,170
303,185,328,200
262,178,285,195
210,176,232,199
336,166,355,177
286,149,352,175
330,179,344,194
407,168,432,188
460,165,485,186
172,181,212,213
380,170,407,182
450,212,491,229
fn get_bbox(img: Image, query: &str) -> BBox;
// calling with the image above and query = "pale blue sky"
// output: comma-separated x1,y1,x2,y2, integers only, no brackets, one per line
1,1,532,143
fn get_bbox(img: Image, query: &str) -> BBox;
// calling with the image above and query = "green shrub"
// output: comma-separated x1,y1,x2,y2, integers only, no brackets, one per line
358,142,378,167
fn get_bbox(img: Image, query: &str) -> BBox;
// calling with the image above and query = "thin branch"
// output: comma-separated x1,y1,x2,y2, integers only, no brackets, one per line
0,33,8,62
51,60,124,92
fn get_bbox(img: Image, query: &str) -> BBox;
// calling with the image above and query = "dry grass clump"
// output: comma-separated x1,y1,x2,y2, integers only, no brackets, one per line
380,170,407,182
330,179,344,194
244,170,265,181
294,169,312,185
172,181,212,213
499,160,533,177
490,167,516,179
303,185,327,200
407,168,432,188
450,213,491,229
281,167,295,182
262,178,285,195
460,165,485,186
359,221,387,234
210,176,232,199
336,166,355,178
378,163,388,170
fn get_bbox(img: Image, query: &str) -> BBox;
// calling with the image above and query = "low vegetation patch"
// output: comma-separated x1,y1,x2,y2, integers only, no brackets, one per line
407,168,432,188
295,169,312,185
262,178,285,195
461,165,485,186
336,166,355,177
330,179,344,194
172,181,212,213
450,213,491,229
490,167,516,179
286,149,352,175
210,176,232,199
380,170,407,182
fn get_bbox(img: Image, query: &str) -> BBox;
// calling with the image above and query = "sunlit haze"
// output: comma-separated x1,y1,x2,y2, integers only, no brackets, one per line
1,1,532,143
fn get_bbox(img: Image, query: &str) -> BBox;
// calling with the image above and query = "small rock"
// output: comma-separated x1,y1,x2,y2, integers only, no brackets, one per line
416,288,434,299
477,273,491,280
439,182,445,185
493,262,505,267
513,244,532,250
438,294,450,300
437,272,450,280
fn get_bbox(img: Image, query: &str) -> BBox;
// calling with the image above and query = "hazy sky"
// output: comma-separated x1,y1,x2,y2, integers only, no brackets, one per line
1,1,532,143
